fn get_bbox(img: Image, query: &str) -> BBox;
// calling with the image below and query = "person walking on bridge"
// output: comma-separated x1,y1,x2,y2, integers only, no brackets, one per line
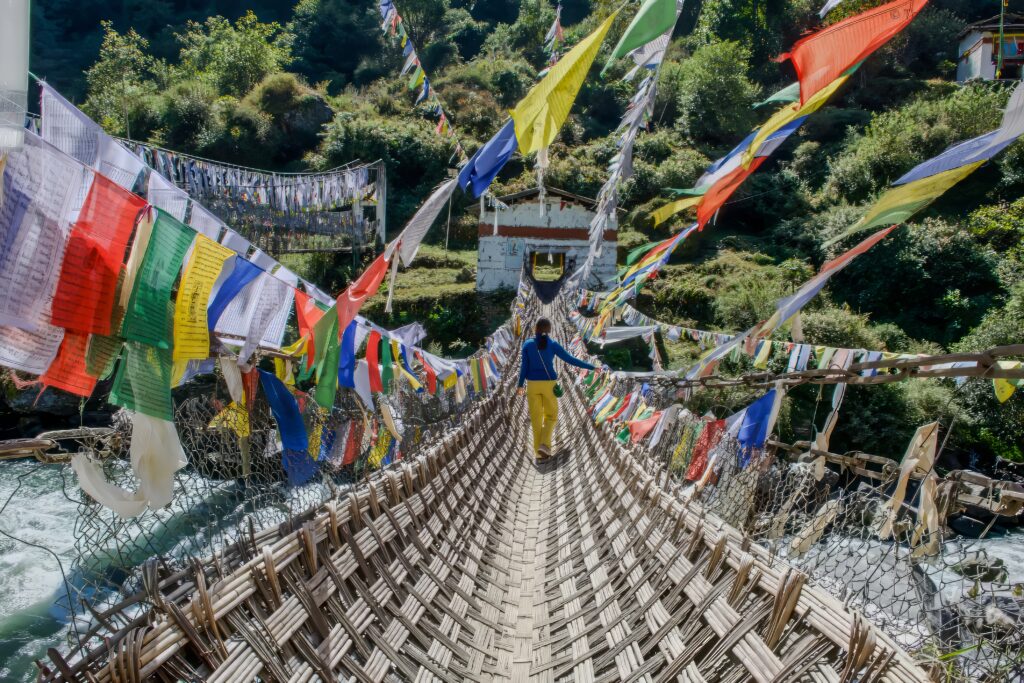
517,318,595,460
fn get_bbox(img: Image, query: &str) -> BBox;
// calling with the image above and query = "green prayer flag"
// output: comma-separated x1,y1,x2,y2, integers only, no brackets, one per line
602,0,677,75
754,81,800,109
121,210,194,349
626,241,659,266
86,335,123,380
381,340,394,393
314,313,340,409
109,341,175,421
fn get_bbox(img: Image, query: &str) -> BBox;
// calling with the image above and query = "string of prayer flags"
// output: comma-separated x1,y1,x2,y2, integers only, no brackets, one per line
121,209,194,348
51,173,147,335
258,369,317,486
108,341,175,420
778,0,928,105
511,10,621,155
173,235,234,361
685,226,897,379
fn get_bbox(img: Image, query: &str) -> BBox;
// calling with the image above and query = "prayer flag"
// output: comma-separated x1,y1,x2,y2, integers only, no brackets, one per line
367,331,383,392
337,252,390,333
109,341,175,421
603,0,678,74
832,163,983,244
697,157,767,228
173,235,232,361
259,369,316,485
337,320,358,389
511,10,620,154
651,195,700,226
40,330,97,397
51,174,147,335
121,210,194,349
458,119,518,198
206,257,262,331
778,0,927,105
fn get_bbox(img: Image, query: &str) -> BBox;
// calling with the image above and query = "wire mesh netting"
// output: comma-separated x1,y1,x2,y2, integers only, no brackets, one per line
34,353,494,662
595,374,1024,682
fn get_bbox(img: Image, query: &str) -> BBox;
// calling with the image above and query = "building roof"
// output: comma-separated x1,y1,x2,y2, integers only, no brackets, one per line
959,14,1024,40
495,186,597,208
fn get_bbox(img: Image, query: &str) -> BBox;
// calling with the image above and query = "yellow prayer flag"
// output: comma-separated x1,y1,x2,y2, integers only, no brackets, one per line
650,195,701,227
173,235,233,360
742,74,851,169
833,162,985,244
210,401,250,437
511,10,620,154
994,362,1022,403
753,339,773,369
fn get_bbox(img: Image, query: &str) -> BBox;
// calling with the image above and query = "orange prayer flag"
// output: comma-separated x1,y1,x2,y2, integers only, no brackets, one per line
40,331,98,397
337,253,390,333
779,0,927,105
696,157,767,229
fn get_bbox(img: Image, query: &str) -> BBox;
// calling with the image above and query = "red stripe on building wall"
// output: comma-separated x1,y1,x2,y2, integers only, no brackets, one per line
478,224,617,241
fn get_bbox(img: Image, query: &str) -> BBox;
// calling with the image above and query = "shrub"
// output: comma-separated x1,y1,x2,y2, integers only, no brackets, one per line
823,83,1009,202
673,41,760,146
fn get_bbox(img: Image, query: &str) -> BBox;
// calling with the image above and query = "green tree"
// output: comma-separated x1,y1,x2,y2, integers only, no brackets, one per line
84,22,161,135
672,41,760,146
176,11,292,97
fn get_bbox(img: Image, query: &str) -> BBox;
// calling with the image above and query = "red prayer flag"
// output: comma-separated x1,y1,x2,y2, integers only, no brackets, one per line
341,419,364,466
416,351,438,394
242,367,259,407
366,331,383,392
51,175,147,335
780,0,928,105
697,157,767,229
685,419,725,481
39,331,97,397
295,289,327,370
628,411,662,443
337,253,390,333
820,225,898,275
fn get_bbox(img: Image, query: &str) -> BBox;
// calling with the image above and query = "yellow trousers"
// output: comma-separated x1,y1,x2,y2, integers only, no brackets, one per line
526,380,558,454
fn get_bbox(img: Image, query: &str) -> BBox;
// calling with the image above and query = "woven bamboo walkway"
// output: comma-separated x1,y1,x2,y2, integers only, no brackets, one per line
41,352,934,682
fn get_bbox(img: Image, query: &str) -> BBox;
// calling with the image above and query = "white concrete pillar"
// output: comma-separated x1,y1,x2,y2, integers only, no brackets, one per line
0,0,31,148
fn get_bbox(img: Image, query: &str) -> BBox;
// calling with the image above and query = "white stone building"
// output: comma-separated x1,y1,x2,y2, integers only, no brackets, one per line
475,187,618,292
957,14,1024,82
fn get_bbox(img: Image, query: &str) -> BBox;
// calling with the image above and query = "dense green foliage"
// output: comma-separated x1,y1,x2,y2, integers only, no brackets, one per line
31,0,1023,462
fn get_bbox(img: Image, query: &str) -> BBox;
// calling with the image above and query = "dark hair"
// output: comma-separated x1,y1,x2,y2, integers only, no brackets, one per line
535,318,551,349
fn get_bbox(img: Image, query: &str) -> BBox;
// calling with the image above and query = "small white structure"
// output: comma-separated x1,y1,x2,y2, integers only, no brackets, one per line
957,14,1024,82
476,187,617,292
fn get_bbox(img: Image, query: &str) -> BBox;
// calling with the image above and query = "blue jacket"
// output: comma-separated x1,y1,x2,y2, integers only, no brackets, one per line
519,336,595,387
